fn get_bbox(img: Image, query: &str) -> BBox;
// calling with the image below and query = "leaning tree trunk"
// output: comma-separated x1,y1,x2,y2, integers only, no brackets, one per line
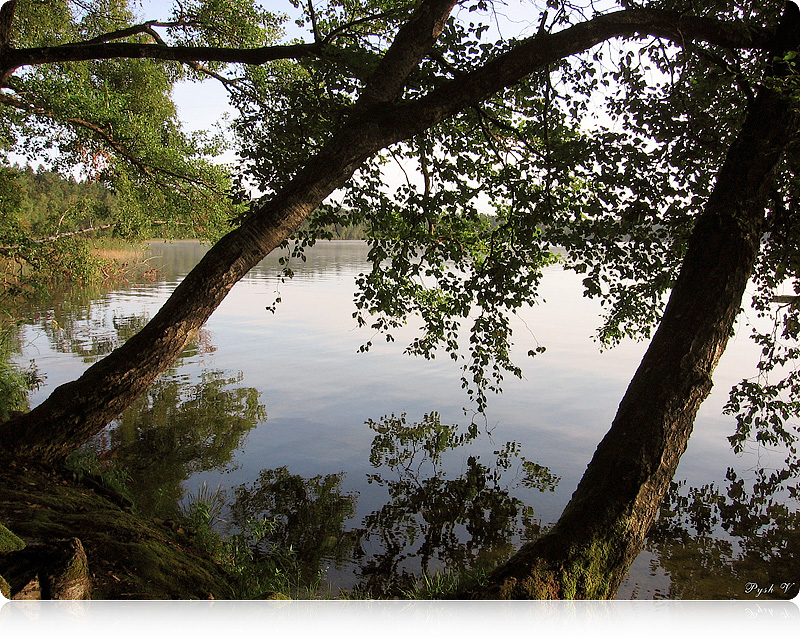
0,0,459,463
471,50,800,599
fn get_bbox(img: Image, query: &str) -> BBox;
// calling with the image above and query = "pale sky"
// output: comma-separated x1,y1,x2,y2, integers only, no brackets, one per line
135,0,548,136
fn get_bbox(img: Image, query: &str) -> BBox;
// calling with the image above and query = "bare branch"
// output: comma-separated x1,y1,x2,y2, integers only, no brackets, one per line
0,225,116,252
321,7,409,45
308,0,321,43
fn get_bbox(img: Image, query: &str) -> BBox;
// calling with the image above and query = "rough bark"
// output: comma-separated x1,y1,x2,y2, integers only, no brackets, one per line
472,7,800,598
0,537,91,600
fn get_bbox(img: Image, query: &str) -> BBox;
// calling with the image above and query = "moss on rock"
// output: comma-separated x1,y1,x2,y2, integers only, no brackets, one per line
0,455,236,599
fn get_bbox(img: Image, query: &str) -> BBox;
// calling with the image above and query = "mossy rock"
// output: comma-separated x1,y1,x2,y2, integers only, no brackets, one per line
0,456,235,599
0,521,26,598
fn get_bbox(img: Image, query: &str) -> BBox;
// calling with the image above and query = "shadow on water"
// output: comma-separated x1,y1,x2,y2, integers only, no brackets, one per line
91,368,267,518
224,411,561,598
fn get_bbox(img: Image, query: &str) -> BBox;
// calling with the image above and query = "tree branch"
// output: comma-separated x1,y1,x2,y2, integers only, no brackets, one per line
321,7,410,45
368,8,774,144
81,20,187,45
0,225,115,252
0,7,772,92
0,0,16,49
357,0,458,106
0,92,218,193
1,41,322,85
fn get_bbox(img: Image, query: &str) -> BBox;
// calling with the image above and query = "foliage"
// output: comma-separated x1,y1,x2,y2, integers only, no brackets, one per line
1,0,246,300
3,0,798,446
0,315,41,420
64,447,134,505
356,412,557,596
177,480,313,599
3,0,800,597
219,0,800,431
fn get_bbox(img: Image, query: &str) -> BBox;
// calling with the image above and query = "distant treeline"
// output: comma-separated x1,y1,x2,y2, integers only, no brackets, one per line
1,165,118,239
290,218,368,241
2,165,371,242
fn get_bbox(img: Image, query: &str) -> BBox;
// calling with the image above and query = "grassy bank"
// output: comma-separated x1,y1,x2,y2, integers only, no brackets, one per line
0,449,327,599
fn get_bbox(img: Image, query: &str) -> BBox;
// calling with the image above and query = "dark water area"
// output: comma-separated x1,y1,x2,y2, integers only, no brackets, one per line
10,240,799,599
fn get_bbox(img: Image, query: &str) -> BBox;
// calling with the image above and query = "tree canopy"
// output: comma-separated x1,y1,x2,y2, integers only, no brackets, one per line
1,0,799,598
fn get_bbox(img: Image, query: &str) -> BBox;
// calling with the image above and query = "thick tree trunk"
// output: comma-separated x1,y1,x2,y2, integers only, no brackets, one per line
472,78,799,598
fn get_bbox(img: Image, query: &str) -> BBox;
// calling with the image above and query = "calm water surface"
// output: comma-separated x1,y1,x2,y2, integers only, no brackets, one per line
13,240,796,599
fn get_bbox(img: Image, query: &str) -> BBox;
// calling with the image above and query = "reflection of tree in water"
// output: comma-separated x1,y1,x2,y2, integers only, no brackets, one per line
355,412,559,597
41,310,151,361
33,306,217,363
92,368,266,517
11,270,161,362
646,459,800,599
225,412,559,597
229,468,360,586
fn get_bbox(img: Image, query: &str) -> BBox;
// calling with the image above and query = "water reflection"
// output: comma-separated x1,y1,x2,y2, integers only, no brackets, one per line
91,368,266,517
228,468,360,587
206,411,561,597
646,463,800,600
353,412,558,596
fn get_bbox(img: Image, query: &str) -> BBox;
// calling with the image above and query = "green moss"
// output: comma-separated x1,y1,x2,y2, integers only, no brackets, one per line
0,522,26,552
0,459,236,599
1,522,25,599
0,522,23,600
557,519,630,599
482,518,632,599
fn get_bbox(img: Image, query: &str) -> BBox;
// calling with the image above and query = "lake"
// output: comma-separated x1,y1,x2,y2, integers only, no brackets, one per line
11,240,797,599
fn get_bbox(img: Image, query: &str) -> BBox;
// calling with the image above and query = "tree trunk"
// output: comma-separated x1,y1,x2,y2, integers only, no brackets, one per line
0,0,458,463
471,76,799,598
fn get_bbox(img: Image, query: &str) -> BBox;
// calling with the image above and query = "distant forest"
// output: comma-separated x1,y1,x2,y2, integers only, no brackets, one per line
0,165,367,241
1,165,117,239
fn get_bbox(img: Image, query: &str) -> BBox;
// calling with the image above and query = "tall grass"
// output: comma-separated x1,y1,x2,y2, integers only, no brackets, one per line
399,566,493,599
180,483,324,599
